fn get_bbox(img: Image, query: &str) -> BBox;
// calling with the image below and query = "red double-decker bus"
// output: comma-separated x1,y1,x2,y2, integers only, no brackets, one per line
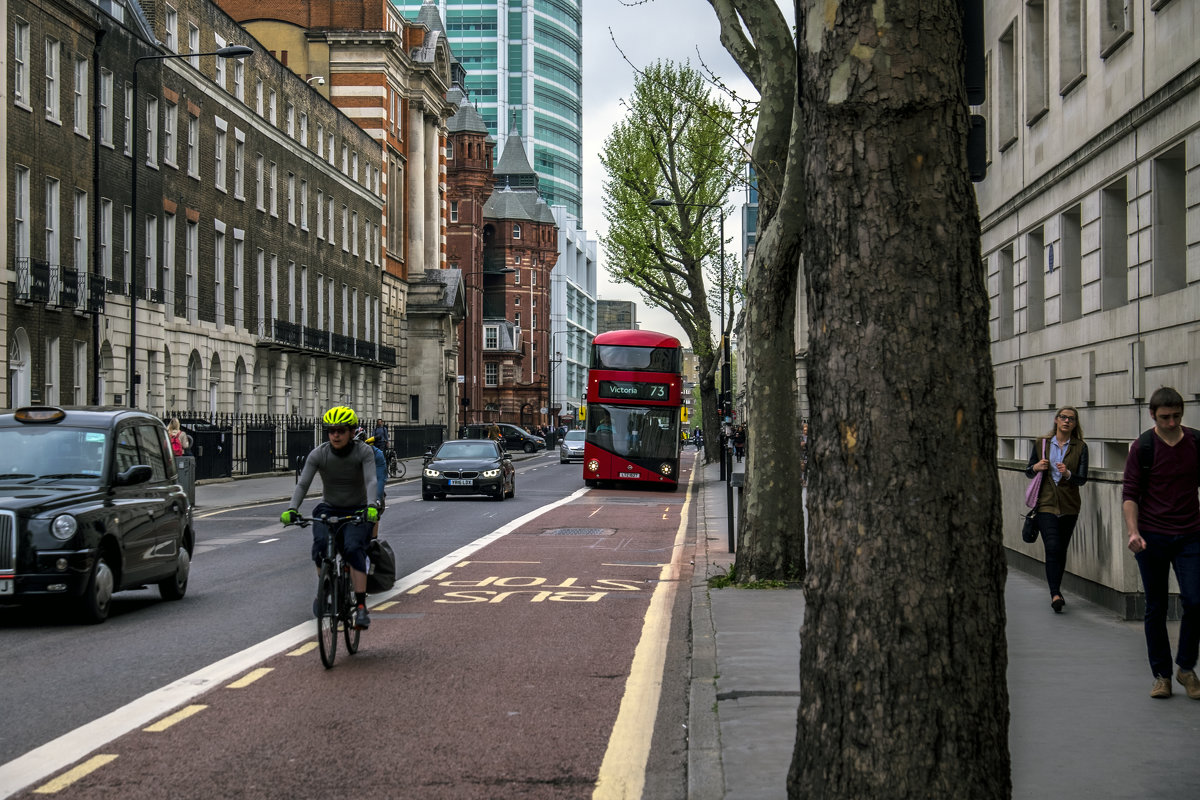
583,329,684,489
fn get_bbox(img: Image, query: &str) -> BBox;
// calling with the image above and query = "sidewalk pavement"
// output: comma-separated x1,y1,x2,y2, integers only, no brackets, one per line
195,457,1200,798
688,459,1200,800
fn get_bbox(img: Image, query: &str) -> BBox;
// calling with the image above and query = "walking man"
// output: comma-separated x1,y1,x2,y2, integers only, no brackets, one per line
1123,386,1200,699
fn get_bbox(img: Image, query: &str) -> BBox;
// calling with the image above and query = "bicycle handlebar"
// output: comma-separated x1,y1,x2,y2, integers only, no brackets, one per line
283,512,366,529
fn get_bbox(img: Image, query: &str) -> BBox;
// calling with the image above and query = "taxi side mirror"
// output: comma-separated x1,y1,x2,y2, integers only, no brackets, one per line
115,465,153,487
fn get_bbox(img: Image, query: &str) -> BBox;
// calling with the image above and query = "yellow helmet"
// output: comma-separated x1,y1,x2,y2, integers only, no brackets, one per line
322,406,357,427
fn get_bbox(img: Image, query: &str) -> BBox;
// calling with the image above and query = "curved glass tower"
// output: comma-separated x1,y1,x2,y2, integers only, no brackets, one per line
396,0,583,217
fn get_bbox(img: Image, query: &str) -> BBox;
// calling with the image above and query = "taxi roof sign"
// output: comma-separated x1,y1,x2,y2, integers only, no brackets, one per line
14,407,66,424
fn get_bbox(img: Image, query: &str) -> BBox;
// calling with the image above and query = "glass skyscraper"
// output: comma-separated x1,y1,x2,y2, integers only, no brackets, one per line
396,0,583,217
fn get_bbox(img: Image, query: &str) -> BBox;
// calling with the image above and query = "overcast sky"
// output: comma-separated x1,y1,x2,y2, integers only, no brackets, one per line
578,0,764,347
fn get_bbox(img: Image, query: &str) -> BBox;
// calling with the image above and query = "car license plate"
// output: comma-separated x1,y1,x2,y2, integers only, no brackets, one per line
619,472,640,478
449,479,473,486
0,579,12,595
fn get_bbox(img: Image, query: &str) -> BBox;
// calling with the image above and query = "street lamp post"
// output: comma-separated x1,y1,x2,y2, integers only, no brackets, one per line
129,44,252,407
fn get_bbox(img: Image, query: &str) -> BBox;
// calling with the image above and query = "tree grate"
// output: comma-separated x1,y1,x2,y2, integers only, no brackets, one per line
542,527,613,537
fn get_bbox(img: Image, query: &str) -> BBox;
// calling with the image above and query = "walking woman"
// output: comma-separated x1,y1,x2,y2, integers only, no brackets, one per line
1025,407,1090,613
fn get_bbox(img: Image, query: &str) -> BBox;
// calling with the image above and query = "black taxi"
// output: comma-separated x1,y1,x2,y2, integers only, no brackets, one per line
0,407,193,623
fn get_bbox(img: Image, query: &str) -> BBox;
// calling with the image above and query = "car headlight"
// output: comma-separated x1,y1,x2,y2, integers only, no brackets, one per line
51,514,78,541
482,468,501,478
423,468,442,478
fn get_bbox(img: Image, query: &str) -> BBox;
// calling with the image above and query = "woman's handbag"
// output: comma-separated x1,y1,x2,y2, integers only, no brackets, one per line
1022,440,1048,543
1021,510,1039,544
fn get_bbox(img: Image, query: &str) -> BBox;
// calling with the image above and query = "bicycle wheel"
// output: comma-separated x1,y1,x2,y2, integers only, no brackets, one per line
388,453,403,479
342,563,360,655
316,563,338,669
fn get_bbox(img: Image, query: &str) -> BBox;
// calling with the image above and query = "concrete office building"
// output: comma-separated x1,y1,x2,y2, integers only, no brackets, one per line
978,0,1199,615
549,204,595,424
394,0,583,217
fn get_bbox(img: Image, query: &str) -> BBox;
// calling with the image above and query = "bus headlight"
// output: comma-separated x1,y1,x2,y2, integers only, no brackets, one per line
659,463,673,476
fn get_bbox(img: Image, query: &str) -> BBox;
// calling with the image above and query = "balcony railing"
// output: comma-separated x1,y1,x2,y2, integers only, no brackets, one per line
15,258,103,314
331,332,355,357
303,326,330,351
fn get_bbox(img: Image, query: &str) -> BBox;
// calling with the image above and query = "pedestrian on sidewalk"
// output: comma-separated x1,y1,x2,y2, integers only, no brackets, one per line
733,424,746,462
1024,406,1089,613
1122,386,1200,700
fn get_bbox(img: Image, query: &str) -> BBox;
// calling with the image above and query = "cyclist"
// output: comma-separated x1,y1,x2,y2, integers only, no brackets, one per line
356,426,387,537
282,406,380,629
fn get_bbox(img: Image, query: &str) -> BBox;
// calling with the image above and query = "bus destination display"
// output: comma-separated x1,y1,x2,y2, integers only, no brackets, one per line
598,380,670,401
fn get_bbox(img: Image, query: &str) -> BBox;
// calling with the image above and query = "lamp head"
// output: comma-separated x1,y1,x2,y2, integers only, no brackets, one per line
307,76,326,86
216,44,254,59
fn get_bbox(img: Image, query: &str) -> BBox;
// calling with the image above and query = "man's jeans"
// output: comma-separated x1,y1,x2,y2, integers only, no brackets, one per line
1135,531,1200,678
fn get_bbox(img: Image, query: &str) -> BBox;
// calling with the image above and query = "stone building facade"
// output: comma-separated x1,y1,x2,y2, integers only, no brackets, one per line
8,0,387,420
214,0,459,427
978,0,1199,615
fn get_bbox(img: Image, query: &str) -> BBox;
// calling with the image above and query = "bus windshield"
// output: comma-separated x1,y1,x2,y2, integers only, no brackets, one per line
591,344,681,373
586,405,680,460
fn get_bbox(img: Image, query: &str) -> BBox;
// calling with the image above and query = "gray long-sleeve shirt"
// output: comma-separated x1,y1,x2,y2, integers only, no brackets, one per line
289,441,378,510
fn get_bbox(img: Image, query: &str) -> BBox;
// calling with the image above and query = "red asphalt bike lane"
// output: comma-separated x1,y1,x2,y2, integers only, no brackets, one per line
11,465,697,800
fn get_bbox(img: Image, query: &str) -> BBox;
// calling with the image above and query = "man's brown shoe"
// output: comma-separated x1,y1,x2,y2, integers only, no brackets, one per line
1151,676,1172,698
1176,669,1200,700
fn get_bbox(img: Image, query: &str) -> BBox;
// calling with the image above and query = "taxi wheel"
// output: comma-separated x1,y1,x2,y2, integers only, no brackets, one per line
79,554,114,624
158,546,190,601
524,442,536,453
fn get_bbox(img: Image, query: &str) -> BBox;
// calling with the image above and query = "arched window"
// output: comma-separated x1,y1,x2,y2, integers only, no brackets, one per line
512,223,521,239
187,351,202,412
8,328,31,407
233,358,246,414
208,353,222,415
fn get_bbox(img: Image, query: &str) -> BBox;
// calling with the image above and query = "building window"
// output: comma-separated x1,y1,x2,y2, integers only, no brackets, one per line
145,96,159,167
410,395,420,421
99,198,112,278
163,102,178,166
255,154,265,210
1100,0,1132,57
299,113,308,146
997,21,1017,150
45,38,60,123
1152,143,1186,296
352,212,358,255
286,103,295,137
14,22,30,108
995,247,1014,339
14,168,29,261
74,341,87,404
73,190,87,270
144,214,157,293
214,34,227,87
255,79,264,115
513,223,521,239
233,61,244,102
99,69,113,145
164,6,178,51
446,141,454,160
214,127,227,190
45,338,60,406
269,162,278,216
187,23,200,69
1024,0,1048,124
233,131,245,199
1058,0,1085,93
124,82,133,155
352,152,359,182
485,362,498,386
186,113,199,177
185,221,198,323
316,191,324,239
484,326,498,349
342,206,349,251
234,235,244,328
1026,228,1045,331
317,124,324,158
450,200,459,222
287,173,296,224
300,181,308,230
1100,177,1128,311
163,213,175,313
73,58,88,136
213,226,225,327
45,178,60,265
269,90,277,126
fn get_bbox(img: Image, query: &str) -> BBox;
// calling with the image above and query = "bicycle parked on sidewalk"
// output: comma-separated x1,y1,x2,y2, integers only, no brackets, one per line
384,447,406,479
284,512,364,668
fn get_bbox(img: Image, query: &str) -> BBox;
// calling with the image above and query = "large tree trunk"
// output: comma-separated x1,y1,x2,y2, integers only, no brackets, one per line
789,2,1010,798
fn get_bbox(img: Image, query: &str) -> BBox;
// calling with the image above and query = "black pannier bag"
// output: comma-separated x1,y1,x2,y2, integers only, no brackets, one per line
366,539,396,594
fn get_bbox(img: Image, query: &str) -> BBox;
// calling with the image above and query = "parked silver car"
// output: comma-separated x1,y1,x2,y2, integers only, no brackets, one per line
559,429,586,464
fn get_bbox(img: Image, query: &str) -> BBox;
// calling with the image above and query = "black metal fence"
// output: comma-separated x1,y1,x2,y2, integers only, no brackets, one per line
163,412,445,480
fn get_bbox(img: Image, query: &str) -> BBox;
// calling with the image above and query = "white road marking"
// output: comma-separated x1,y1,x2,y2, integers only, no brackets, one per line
0,486,591,800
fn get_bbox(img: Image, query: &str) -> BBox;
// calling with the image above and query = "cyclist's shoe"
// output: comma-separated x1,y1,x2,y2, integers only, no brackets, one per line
354,605,370,630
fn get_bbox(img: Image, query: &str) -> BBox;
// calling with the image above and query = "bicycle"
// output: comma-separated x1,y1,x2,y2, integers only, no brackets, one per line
285,512,364,669
385,448,406,480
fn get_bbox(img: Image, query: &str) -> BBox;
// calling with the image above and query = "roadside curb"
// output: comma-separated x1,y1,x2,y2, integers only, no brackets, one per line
688,471,725,800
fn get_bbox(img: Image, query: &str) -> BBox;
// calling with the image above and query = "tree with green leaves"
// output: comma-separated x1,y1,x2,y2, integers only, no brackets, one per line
702,0,1011,796
600,60,740,466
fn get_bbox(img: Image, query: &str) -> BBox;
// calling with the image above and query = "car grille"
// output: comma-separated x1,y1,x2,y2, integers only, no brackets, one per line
0,510,15,575
442,471,479,479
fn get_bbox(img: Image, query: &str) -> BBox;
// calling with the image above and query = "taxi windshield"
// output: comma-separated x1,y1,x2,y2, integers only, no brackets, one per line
0,427,108,482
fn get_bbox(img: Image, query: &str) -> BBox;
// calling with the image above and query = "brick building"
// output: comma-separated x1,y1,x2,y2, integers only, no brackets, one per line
8,0,387,420
215,0,459,427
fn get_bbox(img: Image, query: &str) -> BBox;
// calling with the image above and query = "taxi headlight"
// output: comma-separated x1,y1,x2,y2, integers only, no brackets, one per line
51,514,78,541
423,468,442,478
482,468,501,478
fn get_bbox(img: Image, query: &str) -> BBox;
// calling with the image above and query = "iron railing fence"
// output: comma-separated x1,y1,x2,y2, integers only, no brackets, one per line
163,411,445,480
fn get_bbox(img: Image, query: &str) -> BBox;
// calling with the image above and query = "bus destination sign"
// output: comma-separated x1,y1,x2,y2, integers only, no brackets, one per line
598,380,670,401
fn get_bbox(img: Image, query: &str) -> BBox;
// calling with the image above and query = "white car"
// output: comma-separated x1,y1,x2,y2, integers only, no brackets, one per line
559,429,586,463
